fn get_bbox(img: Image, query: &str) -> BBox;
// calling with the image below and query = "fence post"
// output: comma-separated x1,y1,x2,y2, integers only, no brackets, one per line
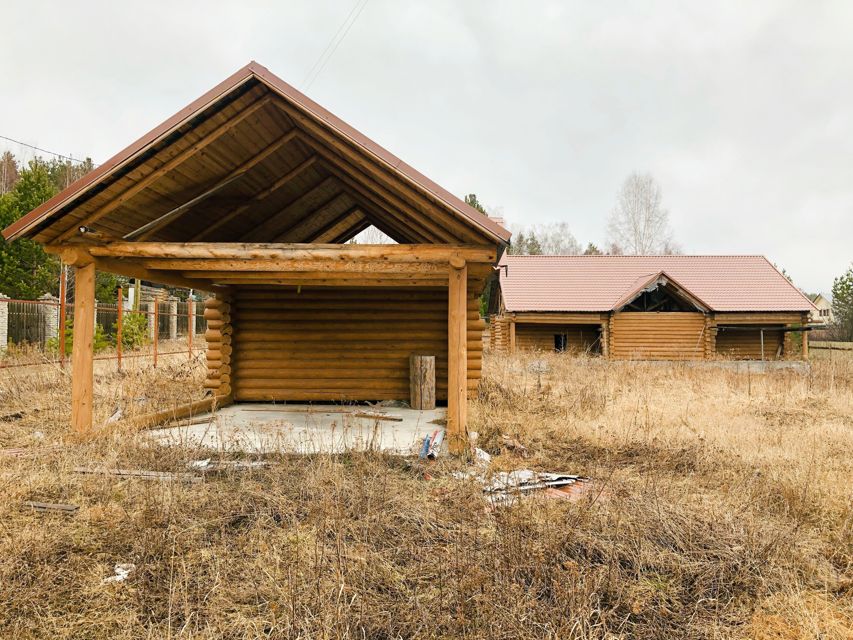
59,268,67,368
116,287,123,372
153,303,159,368
188,297,195,358
168,296,178,340
40,293,59,346
147,300,156,341
0,293,8,354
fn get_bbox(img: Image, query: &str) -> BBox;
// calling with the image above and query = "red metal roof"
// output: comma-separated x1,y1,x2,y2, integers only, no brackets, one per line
499,255,815,313
3,61,510,245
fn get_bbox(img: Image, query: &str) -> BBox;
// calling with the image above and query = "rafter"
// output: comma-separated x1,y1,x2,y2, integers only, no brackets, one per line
238,177,338,242
305,205,363,243
57,94,273,243
192,154,318,241
317,160,434,243
132,127,299,240
270,100,484,244
272,192,351,242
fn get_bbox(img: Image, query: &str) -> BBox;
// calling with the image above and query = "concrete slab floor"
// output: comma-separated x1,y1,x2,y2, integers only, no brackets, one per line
146,403,447,455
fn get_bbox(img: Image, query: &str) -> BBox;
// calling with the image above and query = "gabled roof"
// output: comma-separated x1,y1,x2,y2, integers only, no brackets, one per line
611,270,710,312
499,255,816,313
3,61,510,246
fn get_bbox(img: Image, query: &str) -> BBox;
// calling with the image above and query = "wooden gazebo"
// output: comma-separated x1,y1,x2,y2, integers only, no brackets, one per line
2,62,510,452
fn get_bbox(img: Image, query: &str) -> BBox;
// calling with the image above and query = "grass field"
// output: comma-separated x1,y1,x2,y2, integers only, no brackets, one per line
0,352,851,638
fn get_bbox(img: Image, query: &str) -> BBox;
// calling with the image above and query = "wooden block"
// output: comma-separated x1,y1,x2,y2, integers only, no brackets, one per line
409,354,436,410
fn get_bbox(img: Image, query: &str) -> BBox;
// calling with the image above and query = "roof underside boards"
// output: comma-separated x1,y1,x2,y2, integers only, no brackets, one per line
4,62,509,247
499,255,815,313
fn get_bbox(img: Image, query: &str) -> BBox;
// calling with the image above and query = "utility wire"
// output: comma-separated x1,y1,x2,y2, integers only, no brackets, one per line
0,134,95,166
303,0,370,90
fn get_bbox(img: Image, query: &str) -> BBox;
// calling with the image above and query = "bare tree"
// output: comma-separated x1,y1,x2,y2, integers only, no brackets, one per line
606,173,677,254
509,222,581,255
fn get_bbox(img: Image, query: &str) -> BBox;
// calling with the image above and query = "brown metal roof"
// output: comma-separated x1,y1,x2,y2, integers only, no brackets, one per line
3,61,510,246
499,255,816,313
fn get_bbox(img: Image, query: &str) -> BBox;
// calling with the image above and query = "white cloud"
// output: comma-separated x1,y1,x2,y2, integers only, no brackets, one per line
0,0,850,292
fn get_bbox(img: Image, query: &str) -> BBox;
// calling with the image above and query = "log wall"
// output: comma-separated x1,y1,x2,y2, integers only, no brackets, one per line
609,312,707,360
203,294,233,398
715,328,784,360
227,285,483,402
514,323,601,353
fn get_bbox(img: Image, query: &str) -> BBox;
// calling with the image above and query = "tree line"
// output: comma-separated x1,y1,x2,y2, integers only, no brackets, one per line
470,172,680,257
0,152,158,302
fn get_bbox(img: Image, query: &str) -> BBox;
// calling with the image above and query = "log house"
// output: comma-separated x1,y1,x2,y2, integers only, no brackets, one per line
489,255,815,360
2,62,510,452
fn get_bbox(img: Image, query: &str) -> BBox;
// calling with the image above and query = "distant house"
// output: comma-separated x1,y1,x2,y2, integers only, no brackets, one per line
809,293,834,324
488,255,816,361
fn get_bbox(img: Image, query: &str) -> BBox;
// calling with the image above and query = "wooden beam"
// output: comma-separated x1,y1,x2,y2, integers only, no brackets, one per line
71,262,95,435
185,271,447,281
132,128,299,240
142,258,448,274
271,101,483,244
87,242,497,262
126,172,247,240
509,319,516,354
303,205,362,243
447,261,468,454
239,177,339,242
209,277,448,287
314,158,437,244
57,95,273,242
333,219,371,243
93,256,218,292
192,155,318,241
272,193,351,242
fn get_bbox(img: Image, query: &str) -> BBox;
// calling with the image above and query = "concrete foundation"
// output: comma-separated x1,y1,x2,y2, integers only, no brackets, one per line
147,403,447,455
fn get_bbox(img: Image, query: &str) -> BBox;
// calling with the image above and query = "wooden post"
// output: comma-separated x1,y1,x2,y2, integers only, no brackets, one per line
802,329,809,360
447,259,467,454
409,354,436,410
509,318,516,354
58,265,67,369
116,287,123,371
71,262,95,435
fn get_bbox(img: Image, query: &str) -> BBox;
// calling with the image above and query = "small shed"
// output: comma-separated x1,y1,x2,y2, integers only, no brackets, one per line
489,255,815,360
2,62,510,451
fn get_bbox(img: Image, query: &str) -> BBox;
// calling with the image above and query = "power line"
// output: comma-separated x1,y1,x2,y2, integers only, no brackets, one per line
303,0,370,90
0,134,94,166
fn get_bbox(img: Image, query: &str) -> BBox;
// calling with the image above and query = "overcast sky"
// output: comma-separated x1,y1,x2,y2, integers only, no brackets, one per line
2,1,850,293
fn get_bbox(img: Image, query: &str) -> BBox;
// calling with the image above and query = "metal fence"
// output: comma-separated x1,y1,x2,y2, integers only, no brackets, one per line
0,291,207,370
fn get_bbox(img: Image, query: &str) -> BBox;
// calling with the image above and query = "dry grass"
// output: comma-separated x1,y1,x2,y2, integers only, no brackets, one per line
0,351,851,639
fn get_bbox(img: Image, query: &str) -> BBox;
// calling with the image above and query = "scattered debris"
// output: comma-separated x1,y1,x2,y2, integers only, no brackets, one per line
473,447,492,465
419,429,445,459
428,430,444,458
376,399,410,409
102,563,136,584
483,471,591,506
22,501,79,515
73,467,202,483
353,411,403,422
528,359,549,374
187,459,272,473
500,434,529,458
0,410,26,421
1,444,64,458
105,407,124,424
